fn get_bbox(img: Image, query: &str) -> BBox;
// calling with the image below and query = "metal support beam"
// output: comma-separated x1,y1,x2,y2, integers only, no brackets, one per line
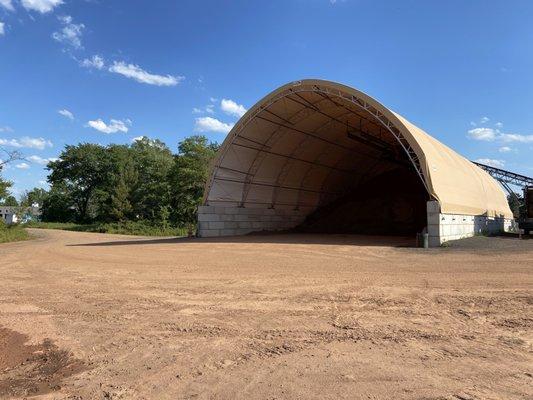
237,101,315,207
231,141,356,175
204,83,432,207
472,161,533,187
270,116,339,209
255,114,361,154
500,180,522,202
291,92,384,133
213,176,342,196
207,198,317,208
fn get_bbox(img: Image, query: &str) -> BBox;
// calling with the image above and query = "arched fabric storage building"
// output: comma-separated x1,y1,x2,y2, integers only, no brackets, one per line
198,79,514,246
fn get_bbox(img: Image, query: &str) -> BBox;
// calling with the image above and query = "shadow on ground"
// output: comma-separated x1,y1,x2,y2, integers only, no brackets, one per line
66,231,533,252
67,232,417,248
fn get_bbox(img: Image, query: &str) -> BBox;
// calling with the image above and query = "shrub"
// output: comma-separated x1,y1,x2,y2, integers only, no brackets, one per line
0,222,30,243
25,220,187,237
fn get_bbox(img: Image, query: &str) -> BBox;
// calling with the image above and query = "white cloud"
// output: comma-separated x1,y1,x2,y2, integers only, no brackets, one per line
28,155,58,165
499,133,533,143
15,162,30,169
194,117,234,134
475,158,505,168
0,22,5,36
221,98,247,118
52,15,84,49
80,55,105,70
0,0,14,11
193,104,215,114
0,136,52,150
467,120,533,144
467,127,497,141
58,108,74,120
86,118,131,134
0,138,20,147
20,137,52,149
21,0,63,13
470,117,492,127
0,126,13,132
498,146,512,153
109,61,184,87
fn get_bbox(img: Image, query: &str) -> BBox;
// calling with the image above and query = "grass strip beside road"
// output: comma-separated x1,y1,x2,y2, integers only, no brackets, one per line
25,221,188,237
0,224,31,243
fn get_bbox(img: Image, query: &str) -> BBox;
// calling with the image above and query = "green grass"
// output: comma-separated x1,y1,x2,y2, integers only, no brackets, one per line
25,221,189,237
0,224,31,243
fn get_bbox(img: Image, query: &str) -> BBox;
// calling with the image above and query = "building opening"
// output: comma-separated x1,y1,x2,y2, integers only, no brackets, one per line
297,167,428,235
198,80,513,246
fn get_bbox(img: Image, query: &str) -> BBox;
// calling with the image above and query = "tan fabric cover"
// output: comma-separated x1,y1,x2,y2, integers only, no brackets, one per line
206,79,513,219
392,113,512,218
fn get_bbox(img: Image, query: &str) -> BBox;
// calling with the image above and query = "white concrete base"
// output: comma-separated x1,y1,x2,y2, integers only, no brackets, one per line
197,202,517,245
197,205,306,237
427,201,517,247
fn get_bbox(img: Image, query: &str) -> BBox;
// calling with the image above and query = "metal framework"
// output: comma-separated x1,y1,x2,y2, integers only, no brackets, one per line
205,82,430,208
472,161,533,189
472,162,533,212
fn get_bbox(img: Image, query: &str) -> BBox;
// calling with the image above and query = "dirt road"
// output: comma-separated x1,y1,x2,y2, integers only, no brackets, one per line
0,229,532,399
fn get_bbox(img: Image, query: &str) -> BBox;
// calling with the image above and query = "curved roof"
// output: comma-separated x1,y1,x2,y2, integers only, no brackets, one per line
204,79,512,219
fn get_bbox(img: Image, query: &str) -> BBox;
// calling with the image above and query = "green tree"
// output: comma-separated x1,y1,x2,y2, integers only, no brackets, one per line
0,178,12,203
47,144,109,222
41,183,75,222
507,193,523,219
92,144,137,222
109,176,133,221
130,137,174,221
109,159,137,221
20,187,49,207
39,135,220,227
169,135,219,226
1,195,18,206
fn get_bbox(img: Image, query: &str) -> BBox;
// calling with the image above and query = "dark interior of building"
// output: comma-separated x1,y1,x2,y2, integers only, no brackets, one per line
297,167,429,235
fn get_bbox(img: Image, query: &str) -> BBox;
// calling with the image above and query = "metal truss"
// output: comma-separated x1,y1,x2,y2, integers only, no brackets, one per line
205,82,431,207
311,85,429,194
499,180,522,211
472,161,533,189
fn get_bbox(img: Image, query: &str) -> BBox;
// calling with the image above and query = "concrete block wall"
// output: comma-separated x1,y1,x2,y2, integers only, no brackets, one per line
197,205,307,237
198,201,517,244
427,201,516,247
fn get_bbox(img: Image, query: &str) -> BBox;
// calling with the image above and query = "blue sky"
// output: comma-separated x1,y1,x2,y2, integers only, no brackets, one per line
1,0,532,197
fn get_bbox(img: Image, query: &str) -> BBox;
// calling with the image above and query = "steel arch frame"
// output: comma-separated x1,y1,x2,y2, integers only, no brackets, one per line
204,82,430,208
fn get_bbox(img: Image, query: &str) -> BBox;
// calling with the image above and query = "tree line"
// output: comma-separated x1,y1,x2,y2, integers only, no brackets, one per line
1,135,219,228
2,137,526,227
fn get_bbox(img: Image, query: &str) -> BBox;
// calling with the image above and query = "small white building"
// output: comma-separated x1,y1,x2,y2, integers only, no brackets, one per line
0,207,19,224
0,205,40,224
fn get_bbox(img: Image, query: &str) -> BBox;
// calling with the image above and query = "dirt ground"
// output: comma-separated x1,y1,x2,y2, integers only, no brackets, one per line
0,229,531,400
